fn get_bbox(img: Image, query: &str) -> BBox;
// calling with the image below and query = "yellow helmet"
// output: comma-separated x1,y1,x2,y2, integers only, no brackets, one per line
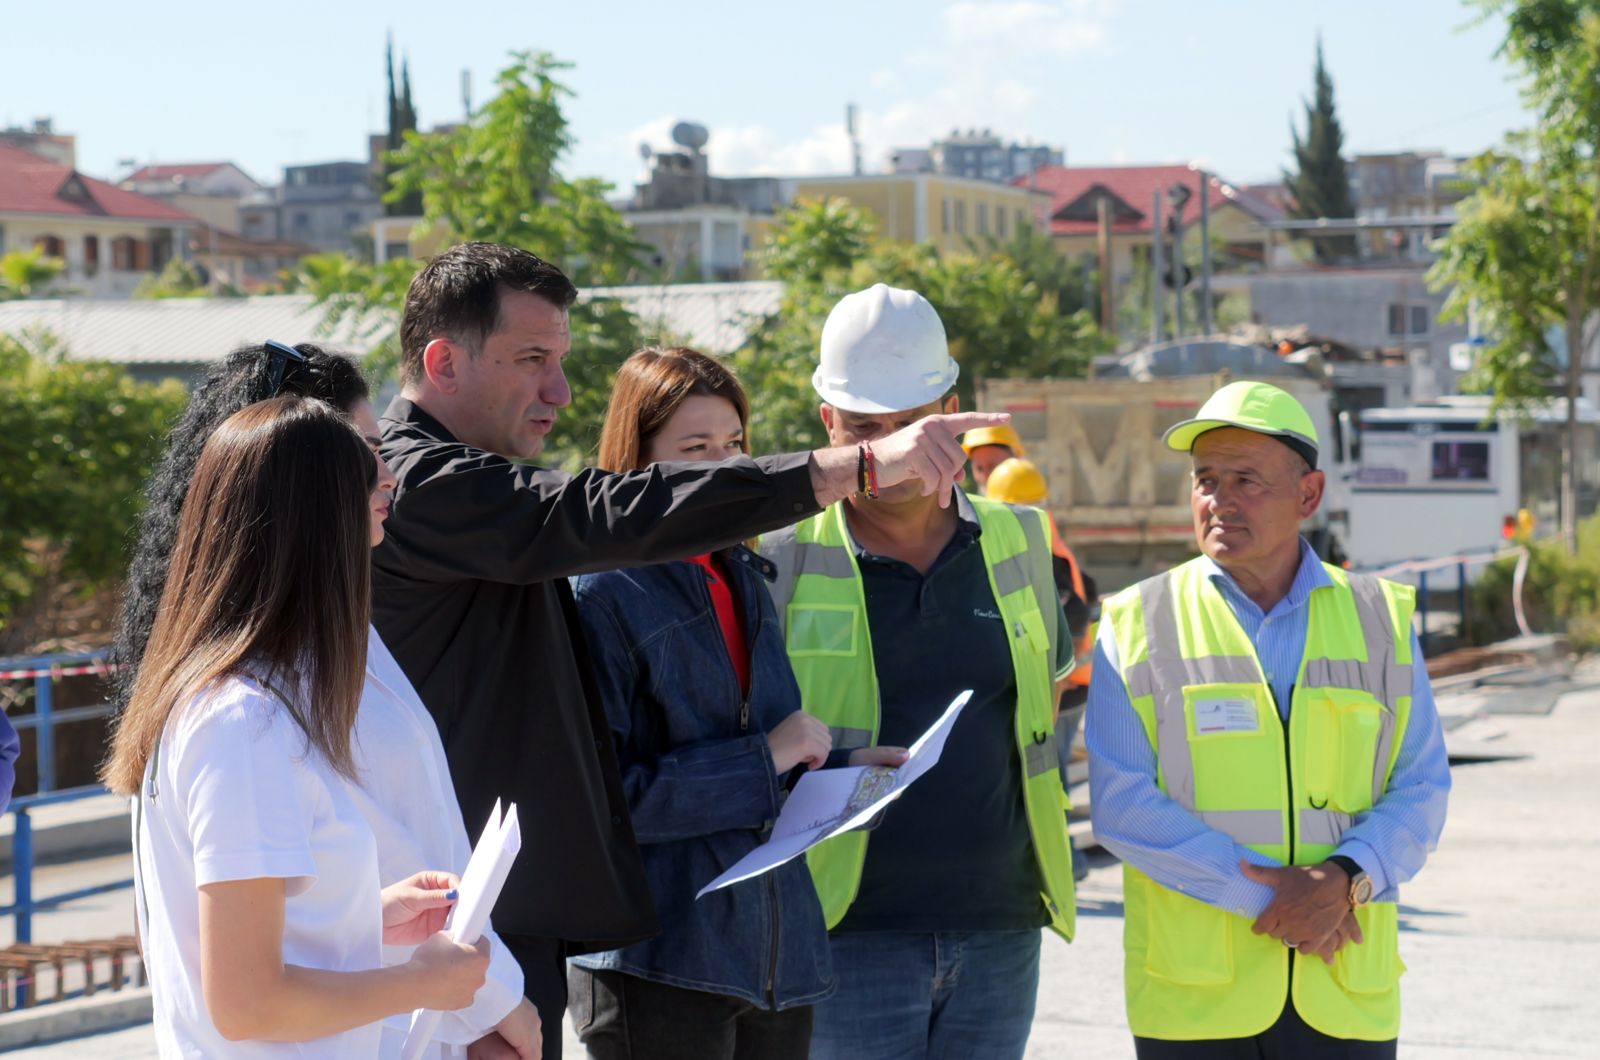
985,457,1049,505
962,423,1025,457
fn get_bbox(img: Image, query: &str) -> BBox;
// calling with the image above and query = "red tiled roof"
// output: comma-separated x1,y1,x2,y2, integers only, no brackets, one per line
124,162,233,183
0,144,195,223
1019,163,1285,237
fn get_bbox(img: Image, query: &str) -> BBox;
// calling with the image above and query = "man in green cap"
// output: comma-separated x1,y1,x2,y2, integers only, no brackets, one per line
1085,380,1451,1058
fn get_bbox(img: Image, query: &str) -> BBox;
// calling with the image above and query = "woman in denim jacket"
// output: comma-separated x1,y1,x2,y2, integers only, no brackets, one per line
568,347,906,1060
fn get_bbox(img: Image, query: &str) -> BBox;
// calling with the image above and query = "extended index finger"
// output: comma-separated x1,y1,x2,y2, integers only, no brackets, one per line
929,412,1012,437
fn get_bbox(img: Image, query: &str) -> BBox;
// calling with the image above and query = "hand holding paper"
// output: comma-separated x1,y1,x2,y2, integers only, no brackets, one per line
398,800,523,1060
697,690,972,897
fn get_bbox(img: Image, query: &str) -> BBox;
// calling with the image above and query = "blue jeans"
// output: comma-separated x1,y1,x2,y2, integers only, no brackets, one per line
809,930,1042,1060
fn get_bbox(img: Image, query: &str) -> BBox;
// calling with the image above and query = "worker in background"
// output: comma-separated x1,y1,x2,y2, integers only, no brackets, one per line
1086,380,1450,1058
763,284,1078,1060
985,456,1096,882
962,422,1026,494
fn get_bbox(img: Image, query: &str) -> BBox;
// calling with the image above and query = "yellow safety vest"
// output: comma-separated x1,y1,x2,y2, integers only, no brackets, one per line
763,495,1077,941
1103,557,1414,1041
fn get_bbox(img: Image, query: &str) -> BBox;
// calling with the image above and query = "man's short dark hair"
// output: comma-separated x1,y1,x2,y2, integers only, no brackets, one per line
399,242,579,385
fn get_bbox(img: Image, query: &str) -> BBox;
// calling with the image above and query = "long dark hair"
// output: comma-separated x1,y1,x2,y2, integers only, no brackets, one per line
111,343,369,713
597,347,751,473
102,396,376,794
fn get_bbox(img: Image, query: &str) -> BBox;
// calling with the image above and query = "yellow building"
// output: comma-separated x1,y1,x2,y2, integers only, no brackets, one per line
783,173,1053,254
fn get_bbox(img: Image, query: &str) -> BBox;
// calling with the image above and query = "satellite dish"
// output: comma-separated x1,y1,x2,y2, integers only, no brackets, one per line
671,122,709,150
639,142,654,162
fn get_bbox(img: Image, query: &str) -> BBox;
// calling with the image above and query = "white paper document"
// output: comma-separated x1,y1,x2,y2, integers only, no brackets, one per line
398,799,522,1060
696,690,972,898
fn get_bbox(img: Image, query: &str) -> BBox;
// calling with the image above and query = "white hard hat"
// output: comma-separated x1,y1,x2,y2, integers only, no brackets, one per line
813,284,959,413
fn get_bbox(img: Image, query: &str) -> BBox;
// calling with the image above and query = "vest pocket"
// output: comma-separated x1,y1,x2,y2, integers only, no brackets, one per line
786,604,858,657
1144,886,1234,986
1303,689,1383,814
1330,904,1403,995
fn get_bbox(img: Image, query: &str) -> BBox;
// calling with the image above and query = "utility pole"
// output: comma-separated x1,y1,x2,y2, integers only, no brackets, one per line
1097,195,1115,340
1150,188,1164,344
846,104,862,176
1172,200,1185,340
1198,170,1214,335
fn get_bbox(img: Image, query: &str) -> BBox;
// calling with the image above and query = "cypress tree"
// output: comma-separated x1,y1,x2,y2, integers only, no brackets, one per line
1285,37,1358,262
382,36,423,216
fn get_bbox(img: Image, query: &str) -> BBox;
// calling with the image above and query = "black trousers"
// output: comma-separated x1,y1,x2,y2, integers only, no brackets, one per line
568,965,814,1060
1134,999,1397,1060
500,934,572,1060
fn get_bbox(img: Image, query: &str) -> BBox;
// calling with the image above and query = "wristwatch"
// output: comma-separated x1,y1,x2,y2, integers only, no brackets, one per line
1327,855,1373,908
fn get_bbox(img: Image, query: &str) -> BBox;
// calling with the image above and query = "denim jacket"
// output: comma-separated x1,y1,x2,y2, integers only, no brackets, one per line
569,546,835,1010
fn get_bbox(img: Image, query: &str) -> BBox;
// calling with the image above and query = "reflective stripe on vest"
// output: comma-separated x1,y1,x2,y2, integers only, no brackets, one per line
763,497,1076,941
1104,556,1416,1042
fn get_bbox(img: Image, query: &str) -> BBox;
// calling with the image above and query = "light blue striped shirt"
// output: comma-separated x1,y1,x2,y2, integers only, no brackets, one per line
1086,539,1451,917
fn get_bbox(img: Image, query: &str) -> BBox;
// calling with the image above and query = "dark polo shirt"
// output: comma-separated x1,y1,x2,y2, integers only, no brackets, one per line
835,492,1072,934
372,397,820,949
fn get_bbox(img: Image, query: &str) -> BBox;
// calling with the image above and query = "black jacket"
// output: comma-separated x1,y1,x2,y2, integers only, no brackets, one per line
372,398,820,949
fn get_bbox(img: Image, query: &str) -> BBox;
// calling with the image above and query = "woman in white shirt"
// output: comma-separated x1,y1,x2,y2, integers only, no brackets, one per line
111,343,540,1058
104,395,491,1057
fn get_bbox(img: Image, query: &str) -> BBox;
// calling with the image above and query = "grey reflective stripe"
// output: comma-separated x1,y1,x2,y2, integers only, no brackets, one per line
763,526,802,634
1015,506,1060,666
1127,573,1269,812
1196,809,1284,846
829,726,873,751
1024,730,1059,778
992,553,1031,598
764,527,858,636
1298,808,1355,847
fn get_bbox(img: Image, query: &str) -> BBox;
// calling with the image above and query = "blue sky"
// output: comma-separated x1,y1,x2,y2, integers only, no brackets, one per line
5,0,1531,194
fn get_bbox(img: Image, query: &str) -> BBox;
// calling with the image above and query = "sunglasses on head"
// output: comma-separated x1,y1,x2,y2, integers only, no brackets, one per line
264,339,309,395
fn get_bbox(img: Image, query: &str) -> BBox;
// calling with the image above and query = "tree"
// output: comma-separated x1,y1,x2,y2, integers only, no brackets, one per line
1431,0,1600,553
1284,37,1358,262
0,329,186,652
307,51,654,467
134,257,230,299
0,247,65,301
383,35,423,218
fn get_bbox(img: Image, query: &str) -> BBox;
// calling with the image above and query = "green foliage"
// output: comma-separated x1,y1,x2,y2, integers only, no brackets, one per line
740,197,1112,453
0,329,186,648
306,50,653,467
1468,514,1600,650
0,248,66,301
1431,1,1600,550
133,257,232,299
1284,37,1358,262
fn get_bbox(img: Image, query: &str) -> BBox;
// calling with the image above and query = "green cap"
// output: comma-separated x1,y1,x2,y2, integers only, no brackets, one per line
1162,380,1319,468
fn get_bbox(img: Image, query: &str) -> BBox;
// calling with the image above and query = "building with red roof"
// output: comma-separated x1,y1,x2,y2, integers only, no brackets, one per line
0,142,197,298
1020,162,1288,333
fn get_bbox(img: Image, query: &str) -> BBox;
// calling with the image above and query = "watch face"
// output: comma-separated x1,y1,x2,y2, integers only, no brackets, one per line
1352,876,1374,905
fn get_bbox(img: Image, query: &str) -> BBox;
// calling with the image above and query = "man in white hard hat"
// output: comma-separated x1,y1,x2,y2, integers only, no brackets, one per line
762,284,1078,1060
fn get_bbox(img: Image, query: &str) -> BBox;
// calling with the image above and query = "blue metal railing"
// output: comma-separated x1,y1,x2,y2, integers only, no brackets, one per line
1,650,131,950
1363,546,1529,651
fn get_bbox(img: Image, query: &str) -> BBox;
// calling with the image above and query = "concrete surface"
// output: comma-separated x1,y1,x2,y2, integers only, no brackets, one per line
8,683,1599,1058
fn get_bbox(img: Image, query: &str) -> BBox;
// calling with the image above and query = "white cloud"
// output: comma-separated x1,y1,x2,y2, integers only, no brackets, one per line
616,1,1112,181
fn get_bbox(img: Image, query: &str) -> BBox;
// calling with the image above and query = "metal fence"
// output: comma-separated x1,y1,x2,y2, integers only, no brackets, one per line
1,651,131,946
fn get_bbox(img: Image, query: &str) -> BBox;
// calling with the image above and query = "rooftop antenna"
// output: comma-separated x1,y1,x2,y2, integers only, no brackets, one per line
846,103,862,175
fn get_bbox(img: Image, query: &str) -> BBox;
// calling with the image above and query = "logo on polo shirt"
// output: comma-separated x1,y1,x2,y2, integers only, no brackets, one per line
972,607,1002,621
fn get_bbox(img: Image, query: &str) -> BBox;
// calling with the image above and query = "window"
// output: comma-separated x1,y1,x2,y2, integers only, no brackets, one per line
977,203,989,235
83,235,99,276
111,236,137,271
954,200,966,234
34,235,64,258
996,206,1008,237
1017,208,1028,231
942,198,950,233
1387,303,1429,336
292,212,311,232
1432,441,1490,482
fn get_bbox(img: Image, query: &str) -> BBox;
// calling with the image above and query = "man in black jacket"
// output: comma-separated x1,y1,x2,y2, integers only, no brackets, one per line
373,242,1007,1058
